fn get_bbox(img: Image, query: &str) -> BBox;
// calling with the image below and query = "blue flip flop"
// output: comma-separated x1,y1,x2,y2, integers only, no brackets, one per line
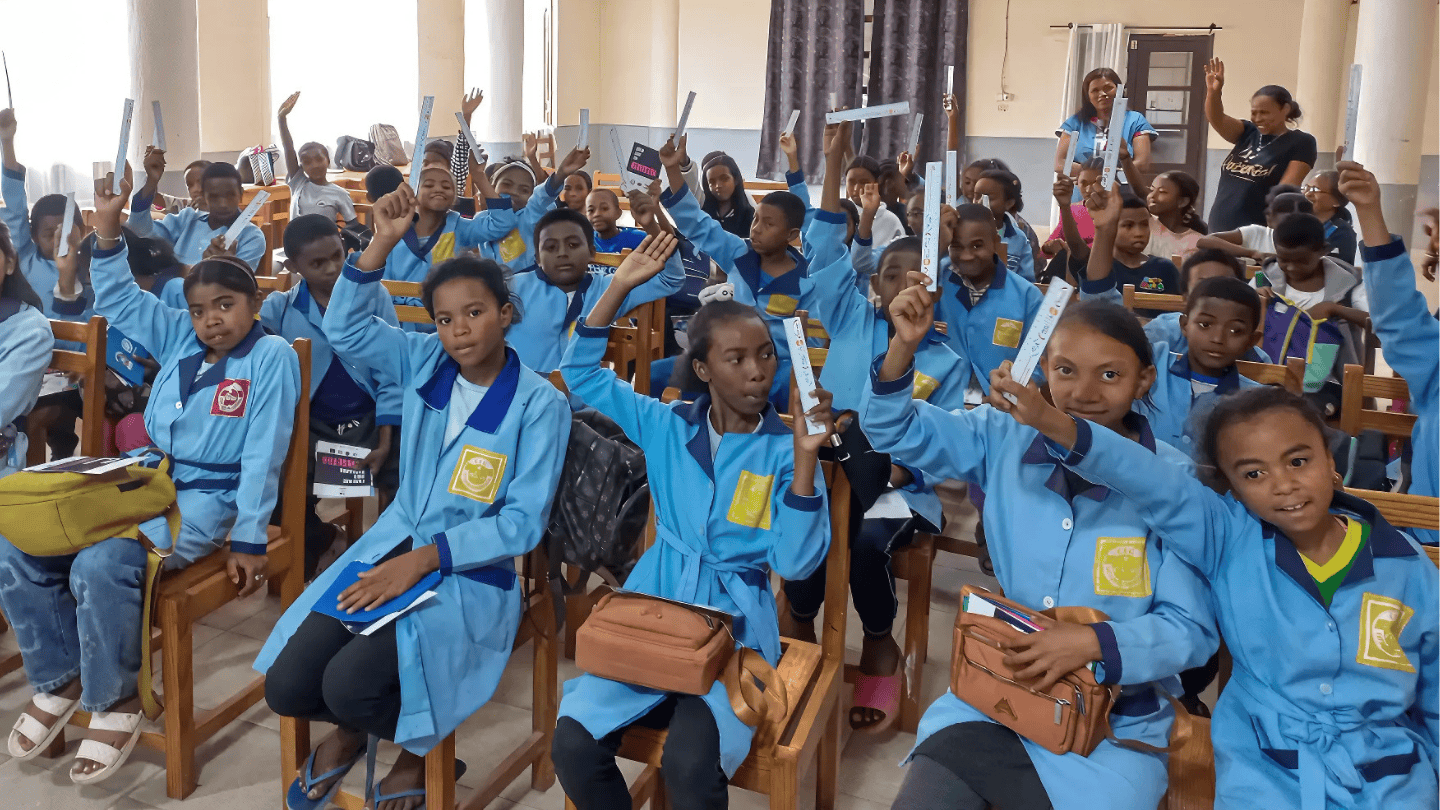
286,743,365,810
363,736,469,810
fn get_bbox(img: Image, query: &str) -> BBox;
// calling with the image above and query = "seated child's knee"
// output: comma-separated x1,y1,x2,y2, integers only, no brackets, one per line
551,717,606,774
70,537,146,586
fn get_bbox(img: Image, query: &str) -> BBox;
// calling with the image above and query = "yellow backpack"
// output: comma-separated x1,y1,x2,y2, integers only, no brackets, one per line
0,454,180,719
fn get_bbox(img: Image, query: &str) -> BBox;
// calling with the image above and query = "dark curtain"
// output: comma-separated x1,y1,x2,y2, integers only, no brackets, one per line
862,0,968,169
756,0,867,180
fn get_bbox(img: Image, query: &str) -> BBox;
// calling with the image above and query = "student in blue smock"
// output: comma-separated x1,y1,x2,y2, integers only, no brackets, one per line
508,206,683,374
973,169,1037,282
585,188,647,253
552,236,834,810
935,203,1043,399
995,377,1438,810
1,170,298,785
380,164,516,333
1054,67,1157,203
658,134,814,406
130,156,267,271
1339,160,1438,546
483,146,590,270
781,141,966,732
258,185,568,810
872,294,1217,810
0,222,51,477
261,214,403,579
1133,248,1273,363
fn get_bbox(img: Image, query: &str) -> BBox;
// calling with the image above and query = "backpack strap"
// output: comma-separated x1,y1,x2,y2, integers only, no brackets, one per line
722,646,788,732
1104,688,1194,755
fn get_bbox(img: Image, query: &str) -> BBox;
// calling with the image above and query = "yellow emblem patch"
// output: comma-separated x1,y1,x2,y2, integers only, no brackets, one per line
993,318,1023,349
727,470,774,530
498,229,527,263
1093,536,1152,598
447,446,508,504
1356,593,1415,672
432,232,458,264
912,371,940,401
764,294,798,317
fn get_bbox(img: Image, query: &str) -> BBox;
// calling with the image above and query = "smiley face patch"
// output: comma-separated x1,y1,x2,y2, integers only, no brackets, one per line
1093,536,1152,598
447,446,508,504
992,318,1023,349
1356,593,1415,672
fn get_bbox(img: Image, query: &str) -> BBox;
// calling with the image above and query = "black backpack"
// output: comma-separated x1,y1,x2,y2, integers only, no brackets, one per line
545,409,651,623
334,136,376,172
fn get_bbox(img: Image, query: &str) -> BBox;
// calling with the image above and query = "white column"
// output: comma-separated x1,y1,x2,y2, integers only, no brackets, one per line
1352,0,1437,232
1293,0,1350,157
129,0,201,185
474,0,524,160
419,0,466,138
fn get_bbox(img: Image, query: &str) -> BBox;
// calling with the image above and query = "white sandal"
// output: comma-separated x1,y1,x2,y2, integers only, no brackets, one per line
69,709,145,785
7,691,80,761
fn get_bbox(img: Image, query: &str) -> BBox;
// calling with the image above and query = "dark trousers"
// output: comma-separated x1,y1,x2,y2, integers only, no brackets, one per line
784,516,914,636
553,695,727,810
264,611,402,741
892,722,1052,810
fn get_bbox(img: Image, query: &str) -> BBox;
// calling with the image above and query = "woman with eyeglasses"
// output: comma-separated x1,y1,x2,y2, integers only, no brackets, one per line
1302,170,1357,266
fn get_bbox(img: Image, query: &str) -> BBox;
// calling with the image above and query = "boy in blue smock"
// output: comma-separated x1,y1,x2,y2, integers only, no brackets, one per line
258,184,568,809
973,169,1037,282
130,152,267,271
1135,248,1273,363
585,188,646,253
552,234,834,810
1,168,299,785
482,146,589,270
1341,160,1438,545
261,214,403,579
507,206,684,374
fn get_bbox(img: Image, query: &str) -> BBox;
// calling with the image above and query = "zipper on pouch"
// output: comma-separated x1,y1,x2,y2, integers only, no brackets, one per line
969,657,1074,723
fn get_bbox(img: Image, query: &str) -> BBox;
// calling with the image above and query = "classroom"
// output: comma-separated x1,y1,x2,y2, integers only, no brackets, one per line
0,1,1435,809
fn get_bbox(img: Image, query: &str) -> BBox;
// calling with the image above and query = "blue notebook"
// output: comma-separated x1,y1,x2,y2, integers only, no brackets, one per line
107,327,151,387
311,561,442,633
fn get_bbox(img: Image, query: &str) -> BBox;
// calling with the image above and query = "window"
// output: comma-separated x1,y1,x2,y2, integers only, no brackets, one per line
268,0,419,163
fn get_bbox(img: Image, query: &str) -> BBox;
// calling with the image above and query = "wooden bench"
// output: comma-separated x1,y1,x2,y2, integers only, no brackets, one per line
1339,364,1416,439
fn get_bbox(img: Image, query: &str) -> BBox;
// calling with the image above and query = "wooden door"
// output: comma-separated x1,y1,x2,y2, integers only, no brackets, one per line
1126,35,1214,198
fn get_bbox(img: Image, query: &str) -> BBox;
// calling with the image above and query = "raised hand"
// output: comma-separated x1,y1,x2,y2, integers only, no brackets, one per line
612,232,678,290
277,91,300,118
557,145,590,178
938,204,958,250
888,272,938,347
942,93,958,117
897,151,914,179
461,87,484,122
822,120,850,159
789,384,837,457
779,131,798,161
675,133,690,168
0,108,15,140
987,360,1054,429
1089,184,1122,230
1053,173,1075,205
1204,58,1225,93
1335,160,1379,209
203,234,237,260
371,184,417,245
143,145,166,183
659,135,684,168
93,163,134,237
860,182,882,216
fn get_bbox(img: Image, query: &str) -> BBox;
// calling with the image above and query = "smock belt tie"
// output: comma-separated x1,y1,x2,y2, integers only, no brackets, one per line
1235,674,1366,810
656,523,781,664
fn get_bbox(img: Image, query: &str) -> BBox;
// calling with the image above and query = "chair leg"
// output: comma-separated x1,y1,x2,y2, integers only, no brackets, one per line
426,734,456,809
159,595,198,800
901,544,934,733
769,758,800,810
650,773,670,810
815,698,842,810
279,716,311,804
532,595,558,791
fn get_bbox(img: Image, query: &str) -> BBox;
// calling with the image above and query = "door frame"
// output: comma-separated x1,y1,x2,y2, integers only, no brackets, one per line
1126,34,1214,201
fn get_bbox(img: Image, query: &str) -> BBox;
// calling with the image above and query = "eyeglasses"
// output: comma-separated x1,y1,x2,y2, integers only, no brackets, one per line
1301,185,1330,195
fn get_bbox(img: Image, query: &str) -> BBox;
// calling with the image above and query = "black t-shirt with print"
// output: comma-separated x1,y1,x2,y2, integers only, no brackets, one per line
1209,121,1318,232
1069,253,1181,318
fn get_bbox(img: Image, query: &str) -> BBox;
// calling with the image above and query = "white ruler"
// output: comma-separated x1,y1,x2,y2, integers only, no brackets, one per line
151,100,166,152
675,91,697,140
1342,64,1362,160
408,95,435,192
944,150,958,205
909,113,924,155
1062,129,1078,175
1006,279,1074,403
579,108,589,150
454,112,485,165
783,109,800,136
56,193,76,258
784,317,826,435
921,161,943,291
113,98,135,195
224,190,268,249
1100,89,1127,191
825,101,910,124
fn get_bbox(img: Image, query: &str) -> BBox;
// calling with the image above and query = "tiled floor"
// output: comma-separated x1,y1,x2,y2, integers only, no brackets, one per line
0,503,992,809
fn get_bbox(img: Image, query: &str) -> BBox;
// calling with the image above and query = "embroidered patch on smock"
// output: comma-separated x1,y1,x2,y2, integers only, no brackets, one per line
912,371,940,401
498,229,526,263
992,318,1023,349
1356,592,1415,673
447,446,508,504
764,294,798,317
727,470,774,530
1093,536,1152,598
432,232,458,264
210,379,251,417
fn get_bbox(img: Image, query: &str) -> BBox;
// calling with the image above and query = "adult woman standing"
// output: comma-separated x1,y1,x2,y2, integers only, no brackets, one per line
1204,58,1317,231
1054,68,1158,202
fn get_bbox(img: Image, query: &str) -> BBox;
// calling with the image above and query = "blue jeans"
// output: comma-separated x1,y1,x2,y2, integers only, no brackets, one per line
0,536,147,712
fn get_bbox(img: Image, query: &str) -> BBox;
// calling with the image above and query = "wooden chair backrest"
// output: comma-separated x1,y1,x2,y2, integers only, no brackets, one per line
592,249,632,269
1340,364,1416,439
1344,488,1440,567
254,270,294,294
1122,284,1185,315
1236,357,1306,394
381,279,432,325
39,317,107,458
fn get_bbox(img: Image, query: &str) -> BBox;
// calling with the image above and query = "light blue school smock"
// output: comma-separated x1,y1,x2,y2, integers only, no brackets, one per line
506,253,684,374
860,361,1218,810
1361,238,1438,545
935,258,1043,395
260,278,403,425
382,201,518,333
256,255,570,754
1,167,92,331
0,299,53,477
999,212,1037,282
1058,417,1440,810
481,176,561,271
126,193,267,271
1057,110,1159,202
1142,346,1261,460
90,243,300,562
556,323,829,777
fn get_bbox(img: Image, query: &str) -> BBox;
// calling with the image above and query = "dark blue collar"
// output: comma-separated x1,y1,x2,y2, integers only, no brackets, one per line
416,346,522,434
1265,490,1419,607
175,321,267,404
674,394,789,480
403,219,447,259
293,280,318,315
535,269,594,332
0,298,21,324
1022,411,1158,502
1168,351,1242,395
732,246,808,301
1000,214,1018,238
949,258,1008,311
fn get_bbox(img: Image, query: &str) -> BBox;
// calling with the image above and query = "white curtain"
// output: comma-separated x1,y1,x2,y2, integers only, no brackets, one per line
1049,22,1128,232
0,1,130,205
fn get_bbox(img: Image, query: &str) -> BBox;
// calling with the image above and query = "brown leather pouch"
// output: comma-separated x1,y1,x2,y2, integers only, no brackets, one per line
576,591,787,727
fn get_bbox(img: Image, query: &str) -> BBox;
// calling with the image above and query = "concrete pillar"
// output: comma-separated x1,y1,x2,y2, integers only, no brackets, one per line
469,0,524,160
1352,0,1437,232
419,0,466,138
1293,0,1350,157
130,0,201,193
195,0,270,157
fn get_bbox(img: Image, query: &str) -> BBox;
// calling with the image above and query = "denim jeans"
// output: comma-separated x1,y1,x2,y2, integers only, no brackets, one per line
0,536,147,712
784,516,915,637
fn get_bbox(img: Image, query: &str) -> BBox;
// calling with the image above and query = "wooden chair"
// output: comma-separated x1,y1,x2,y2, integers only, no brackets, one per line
279,546,558,810
254,270,295,294
1121,284,1186,317
381,280,434,327
46,339,313,798
1236,357,1306,394
564,462,853,810
1339,364,1416,440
